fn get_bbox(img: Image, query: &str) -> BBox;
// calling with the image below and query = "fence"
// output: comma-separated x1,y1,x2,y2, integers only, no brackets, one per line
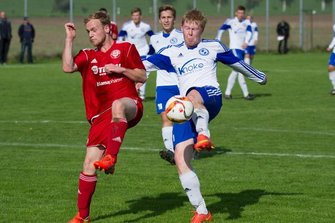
2,0,335,60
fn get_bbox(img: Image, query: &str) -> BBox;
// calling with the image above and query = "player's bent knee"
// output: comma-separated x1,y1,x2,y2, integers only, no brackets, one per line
328,66,335,72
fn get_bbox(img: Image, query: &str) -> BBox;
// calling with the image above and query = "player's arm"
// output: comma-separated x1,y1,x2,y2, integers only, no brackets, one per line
215,21,230,40
253,26,259,45
216,49,267,85
62,23,78,73
243,25,253,48
105,64,146,83
143,53,176,74
117,29,127,41
327,37,335,51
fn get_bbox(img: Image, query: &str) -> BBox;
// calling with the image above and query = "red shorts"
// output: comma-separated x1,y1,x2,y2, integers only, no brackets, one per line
86,99,143,148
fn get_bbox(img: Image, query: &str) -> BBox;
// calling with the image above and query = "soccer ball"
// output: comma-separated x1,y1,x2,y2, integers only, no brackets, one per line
165,95,194,123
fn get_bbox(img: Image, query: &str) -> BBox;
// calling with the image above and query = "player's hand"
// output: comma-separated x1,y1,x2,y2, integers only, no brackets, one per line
242,42,247,49
64,23,76,40
327,47,332,52
105,63,126,74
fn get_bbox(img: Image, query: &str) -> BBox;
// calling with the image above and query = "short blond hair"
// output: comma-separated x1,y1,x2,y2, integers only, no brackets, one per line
84,11,110,26
181,9,207,31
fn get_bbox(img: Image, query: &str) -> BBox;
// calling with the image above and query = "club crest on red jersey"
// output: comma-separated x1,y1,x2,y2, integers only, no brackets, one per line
111,50,121,59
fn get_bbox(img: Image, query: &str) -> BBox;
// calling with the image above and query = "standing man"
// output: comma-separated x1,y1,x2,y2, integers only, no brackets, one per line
144,9,267,222
149,5,184,165
216,5,255,100
245,15,258,65
0,11,12,65
326,24,335,95
18,17,35,64
62,11,146,222
118,7,154,100
277,20,290,54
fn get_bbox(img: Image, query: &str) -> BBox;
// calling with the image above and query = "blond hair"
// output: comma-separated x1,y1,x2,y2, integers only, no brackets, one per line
84,11,110,26
181,9,207,31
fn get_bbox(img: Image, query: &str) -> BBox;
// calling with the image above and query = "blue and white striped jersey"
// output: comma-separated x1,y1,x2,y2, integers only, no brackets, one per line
149,29,184,86
216,17,252,50
144,39,266,96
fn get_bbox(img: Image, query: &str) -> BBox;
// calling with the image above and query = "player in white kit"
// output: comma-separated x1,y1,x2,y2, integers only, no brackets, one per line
144,9,267,223
118,7,154,100
149,5,184,165
326,24,335,95
245,15,258,65
216,5,255,100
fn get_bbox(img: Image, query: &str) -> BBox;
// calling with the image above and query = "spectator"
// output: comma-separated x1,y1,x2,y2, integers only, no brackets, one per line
0,11,12,64
18,17,35,63
277,20,290,54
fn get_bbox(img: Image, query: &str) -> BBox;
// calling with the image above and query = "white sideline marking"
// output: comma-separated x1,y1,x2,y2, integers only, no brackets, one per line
0,142,335,159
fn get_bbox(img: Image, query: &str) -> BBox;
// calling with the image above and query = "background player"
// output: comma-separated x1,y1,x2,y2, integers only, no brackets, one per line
144,9,267,223
98,8,118,40
118,7,154,100
327,24,335,95
149,5,184,165
62,11,146,223
245,15,258,65
216,5,255,100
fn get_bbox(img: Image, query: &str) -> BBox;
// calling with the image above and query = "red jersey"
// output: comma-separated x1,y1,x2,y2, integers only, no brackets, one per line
74,42,145,121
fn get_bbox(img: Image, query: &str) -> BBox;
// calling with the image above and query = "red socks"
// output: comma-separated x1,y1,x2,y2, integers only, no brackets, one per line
77,172,97,218
106,119,128,157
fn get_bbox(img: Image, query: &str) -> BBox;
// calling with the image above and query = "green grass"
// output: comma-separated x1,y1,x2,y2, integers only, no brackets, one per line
0,52,335,222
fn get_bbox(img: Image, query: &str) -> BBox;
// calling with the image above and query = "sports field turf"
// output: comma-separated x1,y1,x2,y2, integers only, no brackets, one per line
0,52,334,222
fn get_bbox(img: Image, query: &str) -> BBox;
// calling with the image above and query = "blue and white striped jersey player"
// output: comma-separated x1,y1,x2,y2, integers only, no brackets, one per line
245,15,258,65
149,5,184,165
118,7,154,100
144,9,267,223
326,24,335,95
216,5,255,100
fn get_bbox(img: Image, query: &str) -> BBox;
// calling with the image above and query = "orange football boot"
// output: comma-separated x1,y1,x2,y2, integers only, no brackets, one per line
68,212,90,223
194,134,215,152
94,154,117,174
191,211,213,223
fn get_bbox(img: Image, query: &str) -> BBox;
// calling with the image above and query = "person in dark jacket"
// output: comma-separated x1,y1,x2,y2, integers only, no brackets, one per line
277,20,290,54
0,11,12,64
18,17,35,63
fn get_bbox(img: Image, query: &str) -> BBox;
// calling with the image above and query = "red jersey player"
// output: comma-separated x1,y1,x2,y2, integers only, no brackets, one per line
62,11,146,223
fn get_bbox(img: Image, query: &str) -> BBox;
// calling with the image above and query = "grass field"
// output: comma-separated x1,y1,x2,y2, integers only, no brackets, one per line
0,52,335,222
